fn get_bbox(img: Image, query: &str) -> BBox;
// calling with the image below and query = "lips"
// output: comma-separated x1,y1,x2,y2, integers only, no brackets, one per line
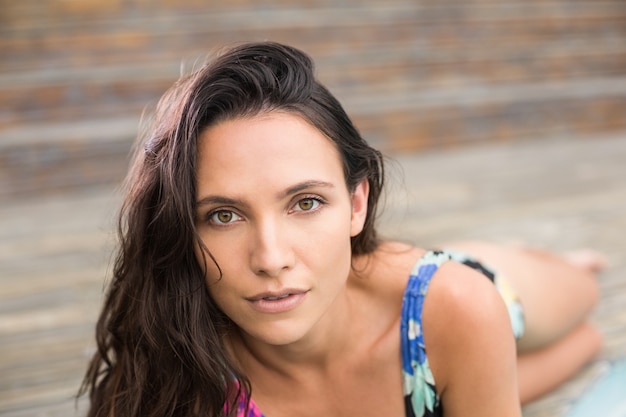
246,289,308,313
246,288,306,301
260,294,290,301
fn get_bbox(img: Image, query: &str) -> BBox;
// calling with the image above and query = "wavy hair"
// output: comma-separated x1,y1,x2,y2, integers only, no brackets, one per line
80,41,385,417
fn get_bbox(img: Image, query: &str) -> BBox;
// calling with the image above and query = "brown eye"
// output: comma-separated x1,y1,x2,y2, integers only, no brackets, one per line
209,210,240,225
296,198,319,211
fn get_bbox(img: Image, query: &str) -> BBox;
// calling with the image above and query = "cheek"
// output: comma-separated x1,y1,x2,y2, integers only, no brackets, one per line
304,216,353,271
193,238,223,286
204,279,230,313
194,250,238,316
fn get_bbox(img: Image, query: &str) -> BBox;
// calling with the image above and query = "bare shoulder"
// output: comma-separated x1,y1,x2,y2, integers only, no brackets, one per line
424,259,506,314
422,261,521,416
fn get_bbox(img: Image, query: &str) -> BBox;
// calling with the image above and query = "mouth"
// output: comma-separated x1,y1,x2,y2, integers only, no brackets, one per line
247,289,307,301
259,294,291,301
246,290,308,313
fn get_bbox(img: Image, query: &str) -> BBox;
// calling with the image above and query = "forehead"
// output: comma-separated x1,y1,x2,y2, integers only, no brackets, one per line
196,112,345,191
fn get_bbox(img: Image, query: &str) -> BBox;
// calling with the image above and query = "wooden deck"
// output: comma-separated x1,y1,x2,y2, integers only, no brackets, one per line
1,133,625,416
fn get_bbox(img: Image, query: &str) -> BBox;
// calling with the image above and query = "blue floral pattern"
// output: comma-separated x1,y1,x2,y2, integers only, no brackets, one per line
401,250,525,417
401,251,450,417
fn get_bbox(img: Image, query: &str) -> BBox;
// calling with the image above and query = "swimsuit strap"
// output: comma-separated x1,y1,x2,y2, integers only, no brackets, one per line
401,250,451,417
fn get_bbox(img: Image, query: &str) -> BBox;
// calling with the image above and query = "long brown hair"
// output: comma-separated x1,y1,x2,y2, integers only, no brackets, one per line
80,41,385,416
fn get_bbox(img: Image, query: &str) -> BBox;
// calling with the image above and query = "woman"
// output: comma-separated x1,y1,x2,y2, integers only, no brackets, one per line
81,41,603,417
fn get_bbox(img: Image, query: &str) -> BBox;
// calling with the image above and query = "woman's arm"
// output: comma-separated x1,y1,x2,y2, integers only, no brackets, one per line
423,261,522,417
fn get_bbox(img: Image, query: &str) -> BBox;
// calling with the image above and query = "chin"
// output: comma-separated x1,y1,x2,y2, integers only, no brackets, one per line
242,318,315,347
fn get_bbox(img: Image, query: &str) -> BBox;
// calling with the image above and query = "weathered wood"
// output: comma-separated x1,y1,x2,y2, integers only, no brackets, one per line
3,1,626,197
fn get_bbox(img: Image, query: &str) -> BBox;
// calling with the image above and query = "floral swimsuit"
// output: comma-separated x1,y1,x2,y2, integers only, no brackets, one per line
402,250,525,416
236,250,525,417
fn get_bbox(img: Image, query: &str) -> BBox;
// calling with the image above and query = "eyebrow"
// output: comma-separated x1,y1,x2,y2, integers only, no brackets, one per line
195,180,335,208
278,180,335,199
195,195,244,208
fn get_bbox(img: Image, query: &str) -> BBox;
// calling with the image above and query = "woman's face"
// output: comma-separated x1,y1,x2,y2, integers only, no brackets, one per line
195,112,368,346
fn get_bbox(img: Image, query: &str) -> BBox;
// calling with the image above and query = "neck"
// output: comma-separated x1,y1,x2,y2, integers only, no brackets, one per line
229,284,359,380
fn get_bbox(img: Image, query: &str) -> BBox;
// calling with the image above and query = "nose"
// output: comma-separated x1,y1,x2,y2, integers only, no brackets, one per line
249,218,295,277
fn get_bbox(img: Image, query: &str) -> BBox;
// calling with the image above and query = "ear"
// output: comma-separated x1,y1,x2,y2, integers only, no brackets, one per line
350,179,369,237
